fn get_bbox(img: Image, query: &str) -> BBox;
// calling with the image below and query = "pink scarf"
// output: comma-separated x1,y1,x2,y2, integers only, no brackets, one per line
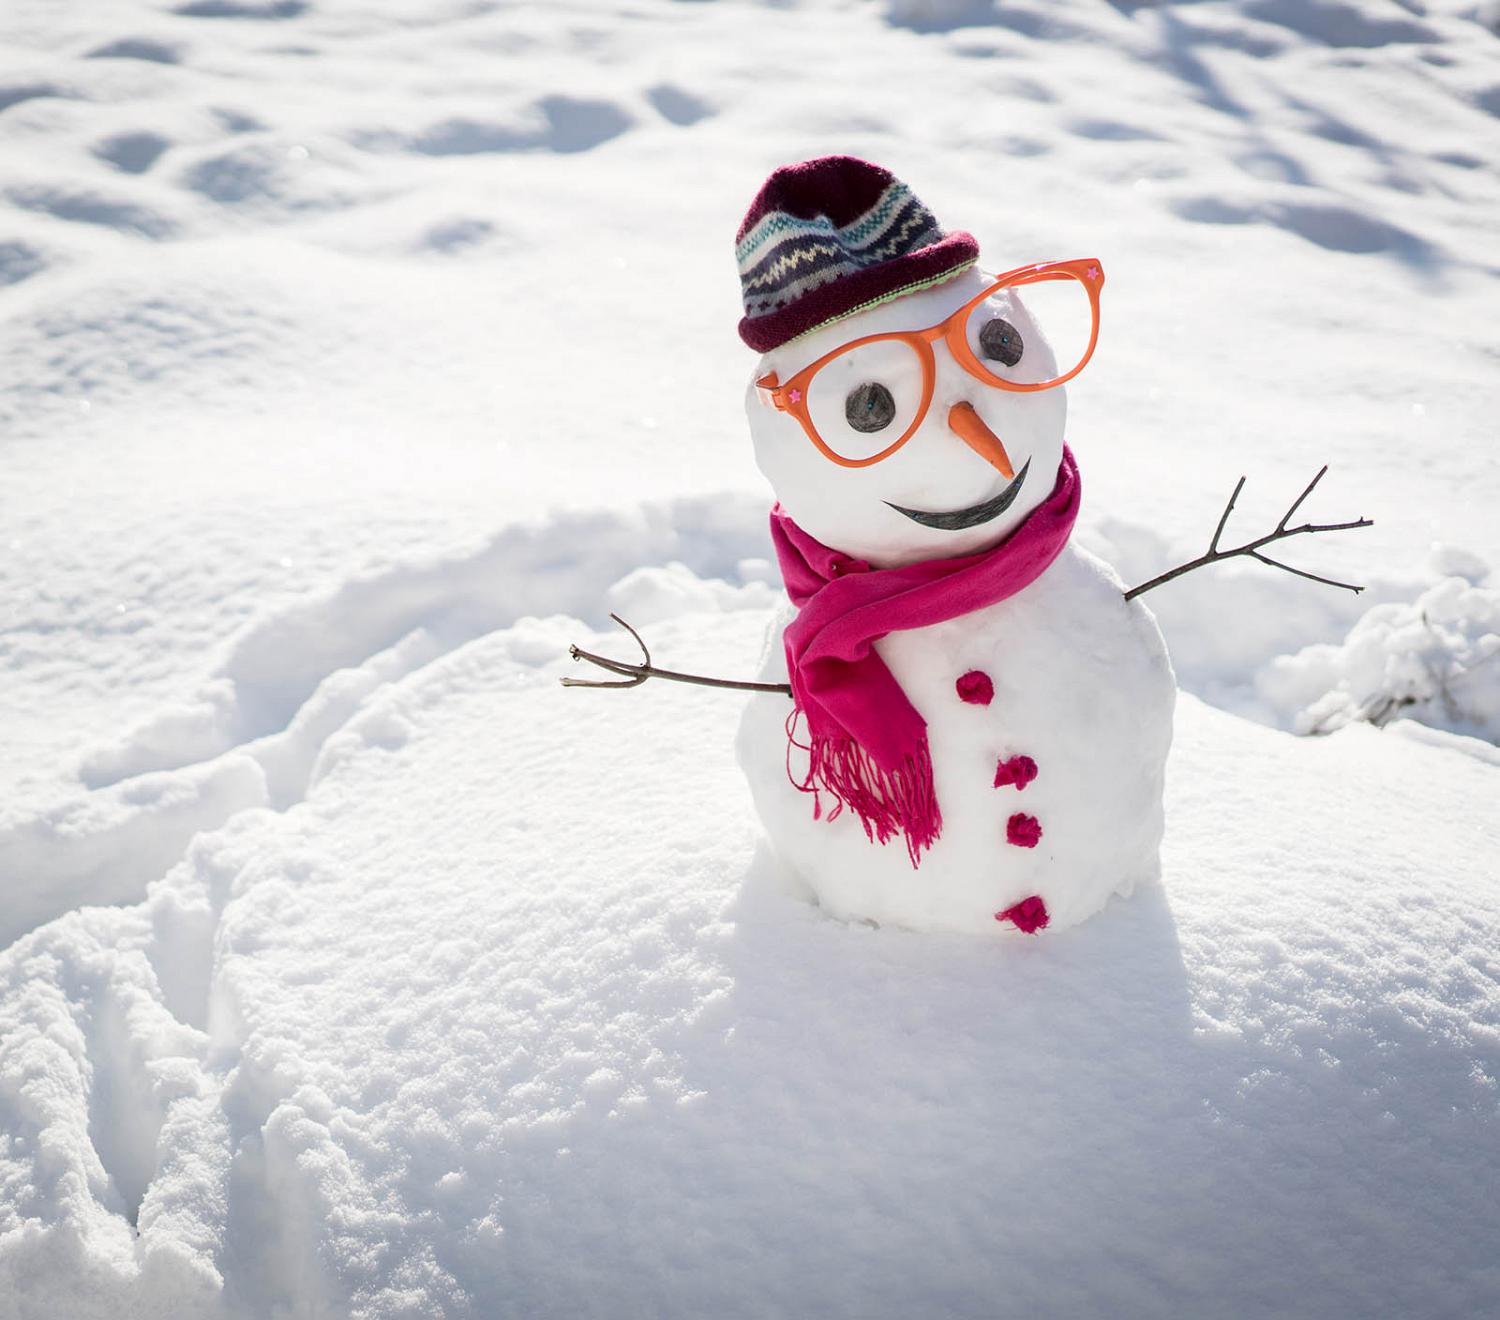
770,446,1081,864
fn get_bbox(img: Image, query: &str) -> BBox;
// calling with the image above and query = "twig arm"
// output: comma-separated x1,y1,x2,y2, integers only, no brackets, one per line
1121,551,1217,603
562,614,793,696
1124,467,1372,602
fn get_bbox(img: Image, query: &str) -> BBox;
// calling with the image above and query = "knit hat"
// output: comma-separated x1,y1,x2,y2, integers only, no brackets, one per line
735,156,979,353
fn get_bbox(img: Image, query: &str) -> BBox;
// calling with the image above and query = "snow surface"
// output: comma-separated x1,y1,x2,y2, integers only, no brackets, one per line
3,1,1500,1316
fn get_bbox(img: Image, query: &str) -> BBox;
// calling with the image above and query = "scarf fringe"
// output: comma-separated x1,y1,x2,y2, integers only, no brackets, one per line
770,450,1080,874
786,709,941,867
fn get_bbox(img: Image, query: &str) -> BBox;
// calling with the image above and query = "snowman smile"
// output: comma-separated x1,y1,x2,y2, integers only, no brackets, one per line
886,459,1032,531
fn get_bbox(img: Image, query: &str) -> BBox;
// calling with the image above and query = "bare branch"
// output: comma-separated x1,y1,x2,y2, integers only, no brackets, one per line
1278,518,1375,538
560,644,649,689
562,614,794,696
1124,467,1373,602
1246,550,1364,594
1277,463,1327,533
612,613,651,668
559,613,655,688
1209,475,1246,554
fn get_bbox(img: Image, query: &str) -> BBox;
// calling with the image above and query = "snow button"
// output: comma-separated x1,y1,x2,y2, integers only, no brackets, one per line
994,755,1038,790
1006,813,1042,848
996,895,1049,934
955,669,994,705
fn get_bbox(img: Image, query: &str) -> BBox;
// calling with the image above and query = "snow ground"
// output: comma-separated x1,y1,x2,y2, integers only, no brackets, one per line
2,1,1499,1316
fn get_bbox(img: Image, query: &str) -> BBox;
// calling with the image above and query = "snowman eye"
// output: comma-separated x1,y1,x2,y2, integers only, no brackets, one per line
979,317,1024,368
844,382,896,433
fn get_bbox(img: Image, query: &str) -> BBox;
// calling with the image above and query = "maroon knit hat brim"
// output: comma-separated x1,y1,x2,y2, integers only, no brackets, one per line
737,229,978,353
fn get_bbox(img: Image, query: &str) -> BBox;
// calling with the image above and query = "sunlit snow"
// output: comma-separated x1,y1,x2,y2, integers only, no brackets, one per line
2,1,1498,1317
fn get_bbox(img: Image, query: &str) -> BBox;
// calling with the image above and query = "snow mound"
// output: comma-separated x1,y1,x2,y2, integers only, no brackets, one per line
2,497,773,949
1261,573,1500,741
3,606,1500,1319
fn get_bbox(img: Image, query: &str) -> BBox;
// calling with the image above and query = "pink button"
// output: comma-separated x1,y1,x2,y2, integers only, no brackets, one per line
994,755,1038,790
995,895,1049,933
1006,813,1042,848
955,670,994,705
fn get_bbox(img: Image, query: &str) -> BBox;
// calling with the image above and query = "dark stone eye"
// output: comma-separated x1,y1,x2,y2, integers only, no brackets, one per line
979,317,1024,367
845,381,895,433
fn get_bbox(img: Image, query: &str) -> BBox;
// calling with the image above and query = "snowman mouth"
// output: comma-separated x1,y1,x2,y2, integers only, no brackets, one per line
886,459,1031,531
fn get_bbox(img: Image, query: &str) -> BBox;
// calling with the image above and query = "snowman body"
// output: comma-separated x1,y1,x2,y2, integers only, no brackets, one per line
735,259,1176,935
737,542,1175,934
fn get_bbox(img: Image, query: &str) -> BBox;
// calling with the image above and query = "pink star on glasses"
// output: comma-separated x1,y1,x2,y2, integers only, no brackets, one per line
788,388,802,404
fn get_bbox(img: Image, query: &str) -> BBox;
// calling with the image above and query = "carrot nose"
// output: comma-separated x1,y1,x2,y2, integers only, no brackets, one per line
947,402,1015,480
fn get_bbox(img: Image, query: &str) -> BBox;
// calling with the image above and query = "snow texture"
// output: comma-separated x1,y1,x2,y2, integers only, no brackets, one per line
2,0,1499,1316
1262,572,1500,740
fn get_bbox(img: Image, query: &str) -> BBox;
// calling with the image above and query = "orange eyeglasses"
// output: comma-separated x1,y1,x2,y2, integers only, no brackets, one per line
755,257,1104,469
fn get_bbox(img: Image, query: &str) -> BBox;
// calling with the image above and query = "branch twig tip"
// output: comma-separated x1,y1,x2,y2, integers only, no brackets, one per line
561,615,793,697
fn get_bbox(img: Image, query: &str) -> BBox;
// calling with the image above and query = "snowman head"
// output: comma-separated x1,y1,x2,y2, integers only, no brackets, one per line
736,158,1101,568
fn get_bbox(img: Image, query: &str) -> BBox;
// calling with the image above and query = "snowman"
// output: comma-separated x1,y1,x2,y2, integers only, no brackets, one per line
567,156,1367,937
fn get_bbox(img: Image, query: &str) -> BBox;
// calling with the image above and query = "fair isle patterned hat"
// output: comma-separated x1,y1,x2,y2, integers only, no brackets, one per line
735,155,979,353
